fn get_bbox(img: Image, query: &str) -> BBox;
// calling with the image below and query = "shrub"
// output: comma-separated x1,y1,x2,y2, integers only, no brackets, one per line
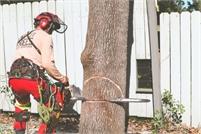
152,89,185,133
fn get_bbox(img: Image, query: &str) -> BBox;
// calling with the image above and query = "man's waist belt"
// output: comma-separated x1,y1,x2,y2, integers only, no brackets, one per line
8,56,44,79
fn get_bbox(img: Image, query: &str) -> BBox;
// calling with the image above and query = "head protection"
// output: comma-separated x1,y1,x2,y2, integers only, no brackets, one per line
34,12,67,34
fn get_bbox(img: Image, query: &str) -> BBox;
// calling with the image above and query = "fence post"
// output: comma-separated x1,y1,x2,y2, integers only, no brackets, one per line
146,0,162,115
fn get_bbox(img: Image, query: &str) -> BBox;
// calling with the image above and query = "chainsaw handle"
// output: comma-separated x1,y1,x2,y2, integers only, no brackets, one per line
63,82,69,87
56,82,69,95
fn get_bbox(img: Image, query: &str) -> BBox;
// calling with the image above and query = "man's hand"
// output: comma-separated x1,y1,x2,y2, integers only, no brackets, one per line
63,76,69,87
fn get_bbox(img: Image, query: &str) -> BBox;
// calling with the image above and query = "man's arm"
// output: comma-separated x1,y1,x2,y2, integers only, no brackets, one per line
41,35,67,83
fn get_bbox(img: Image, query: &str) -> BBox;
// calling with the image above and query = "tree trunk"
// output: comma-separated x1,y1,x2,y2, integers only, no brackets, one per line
79,0,129,134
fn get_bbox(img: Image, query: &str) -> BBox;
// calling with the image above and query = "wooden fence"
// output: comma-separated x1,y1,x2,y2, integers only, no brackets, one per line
0,0,155,118
0,0,89,113
160,11,201,127
0,0,201,128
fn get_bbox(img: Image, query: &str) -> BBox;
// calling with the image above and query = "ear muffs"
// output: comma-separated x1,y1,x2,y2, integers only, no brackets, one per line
39,18,49,29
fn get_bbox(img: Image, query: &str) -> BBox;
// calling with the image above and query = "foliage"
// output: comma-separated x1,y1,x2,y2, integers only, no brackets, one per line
1,0,201,14
158,0,186,13
158,0,201,13
151,89,185,134
186,0,201,12
0,85,15,105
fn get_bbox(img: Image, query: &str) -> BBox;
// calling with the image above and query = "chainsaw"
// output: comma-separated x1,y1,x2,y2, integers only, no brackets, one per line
65,84,150,103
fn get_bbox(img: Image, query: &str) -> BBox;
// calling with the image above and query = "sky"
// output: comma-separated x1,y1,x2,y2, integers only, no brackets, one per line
184,0,192,7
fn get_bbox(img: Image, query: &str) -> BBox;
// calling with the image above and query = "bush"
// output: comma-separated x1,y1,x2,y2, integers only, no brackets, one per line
152,89,185,133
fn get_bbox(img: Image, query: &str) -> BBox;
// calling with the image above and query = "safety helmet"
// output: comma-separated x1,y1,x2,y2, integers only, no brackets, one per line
34,12,67,34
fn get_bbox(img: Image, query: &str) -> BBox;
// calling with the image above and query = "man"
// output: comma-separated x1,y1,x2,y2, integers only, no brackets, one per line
8,12,69,134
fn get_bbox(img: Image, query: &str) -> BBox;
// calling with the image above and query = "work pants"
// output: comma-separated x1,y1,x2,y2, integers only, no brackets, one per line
9,78,63,134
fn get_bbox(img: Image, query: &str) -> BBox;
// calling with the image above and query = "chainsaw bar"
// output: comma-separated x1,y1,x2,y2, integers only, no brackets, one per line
109,98,150,103
71,96,150,103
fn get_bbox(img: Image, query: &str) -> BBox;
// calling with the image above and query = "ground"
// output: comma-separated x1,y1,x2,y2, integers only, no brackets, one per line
0,112,201,134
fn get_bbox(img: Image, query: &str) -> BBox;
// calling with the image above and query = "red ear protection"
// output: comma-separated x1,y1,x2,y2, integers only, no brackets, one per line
34,12,67,33
39,18,49,29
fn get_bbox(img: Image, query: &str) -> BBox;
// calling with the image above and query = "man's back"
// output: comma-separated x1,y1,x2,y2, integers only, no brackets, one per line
14,29,52,68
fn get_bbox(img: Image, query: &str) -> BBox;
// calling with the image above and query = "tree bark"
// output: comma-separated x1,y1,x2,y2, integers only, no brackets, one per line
79,0,129,134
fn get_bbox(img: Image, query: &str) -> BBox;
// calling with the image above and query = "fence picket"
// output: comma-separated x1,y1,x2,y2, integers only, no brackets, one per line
17,3,25,37
54,0,66,76
191,11,201,127
71,0,83,89
32,2,40,26
160,13,170,93
39,1,47,13
180,12,191,125
47,0,55,13
24,3,32,31
80,0,89,50
2,5,15,111
64,0,76,85
170,13,181,102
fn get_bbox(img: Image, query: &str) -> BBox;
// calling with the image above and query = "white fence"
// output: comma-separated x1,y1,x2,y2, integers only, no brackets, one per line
160,11,201,127
1,0,201,128
0,0,155,118
0,0,89,114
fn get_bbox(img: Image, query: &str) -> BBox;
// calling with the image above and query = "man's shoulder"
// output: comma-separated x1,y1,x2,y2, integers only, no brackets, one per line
33,29,52,41
34,29,49,36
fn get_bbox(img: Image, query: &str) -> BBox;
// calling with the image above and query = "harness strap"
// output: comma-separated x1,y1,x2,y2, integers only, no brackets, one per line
26,30,41,55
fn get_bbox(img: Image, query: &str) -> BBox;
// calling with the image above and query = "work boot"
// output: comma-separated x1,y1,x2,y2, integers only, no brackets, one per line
14,129,25,134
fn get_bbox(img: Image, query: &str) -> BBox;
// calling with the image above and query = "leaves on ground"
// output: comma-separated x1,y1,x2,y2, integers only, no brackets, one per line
127,117,201,134
0,113,201,134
